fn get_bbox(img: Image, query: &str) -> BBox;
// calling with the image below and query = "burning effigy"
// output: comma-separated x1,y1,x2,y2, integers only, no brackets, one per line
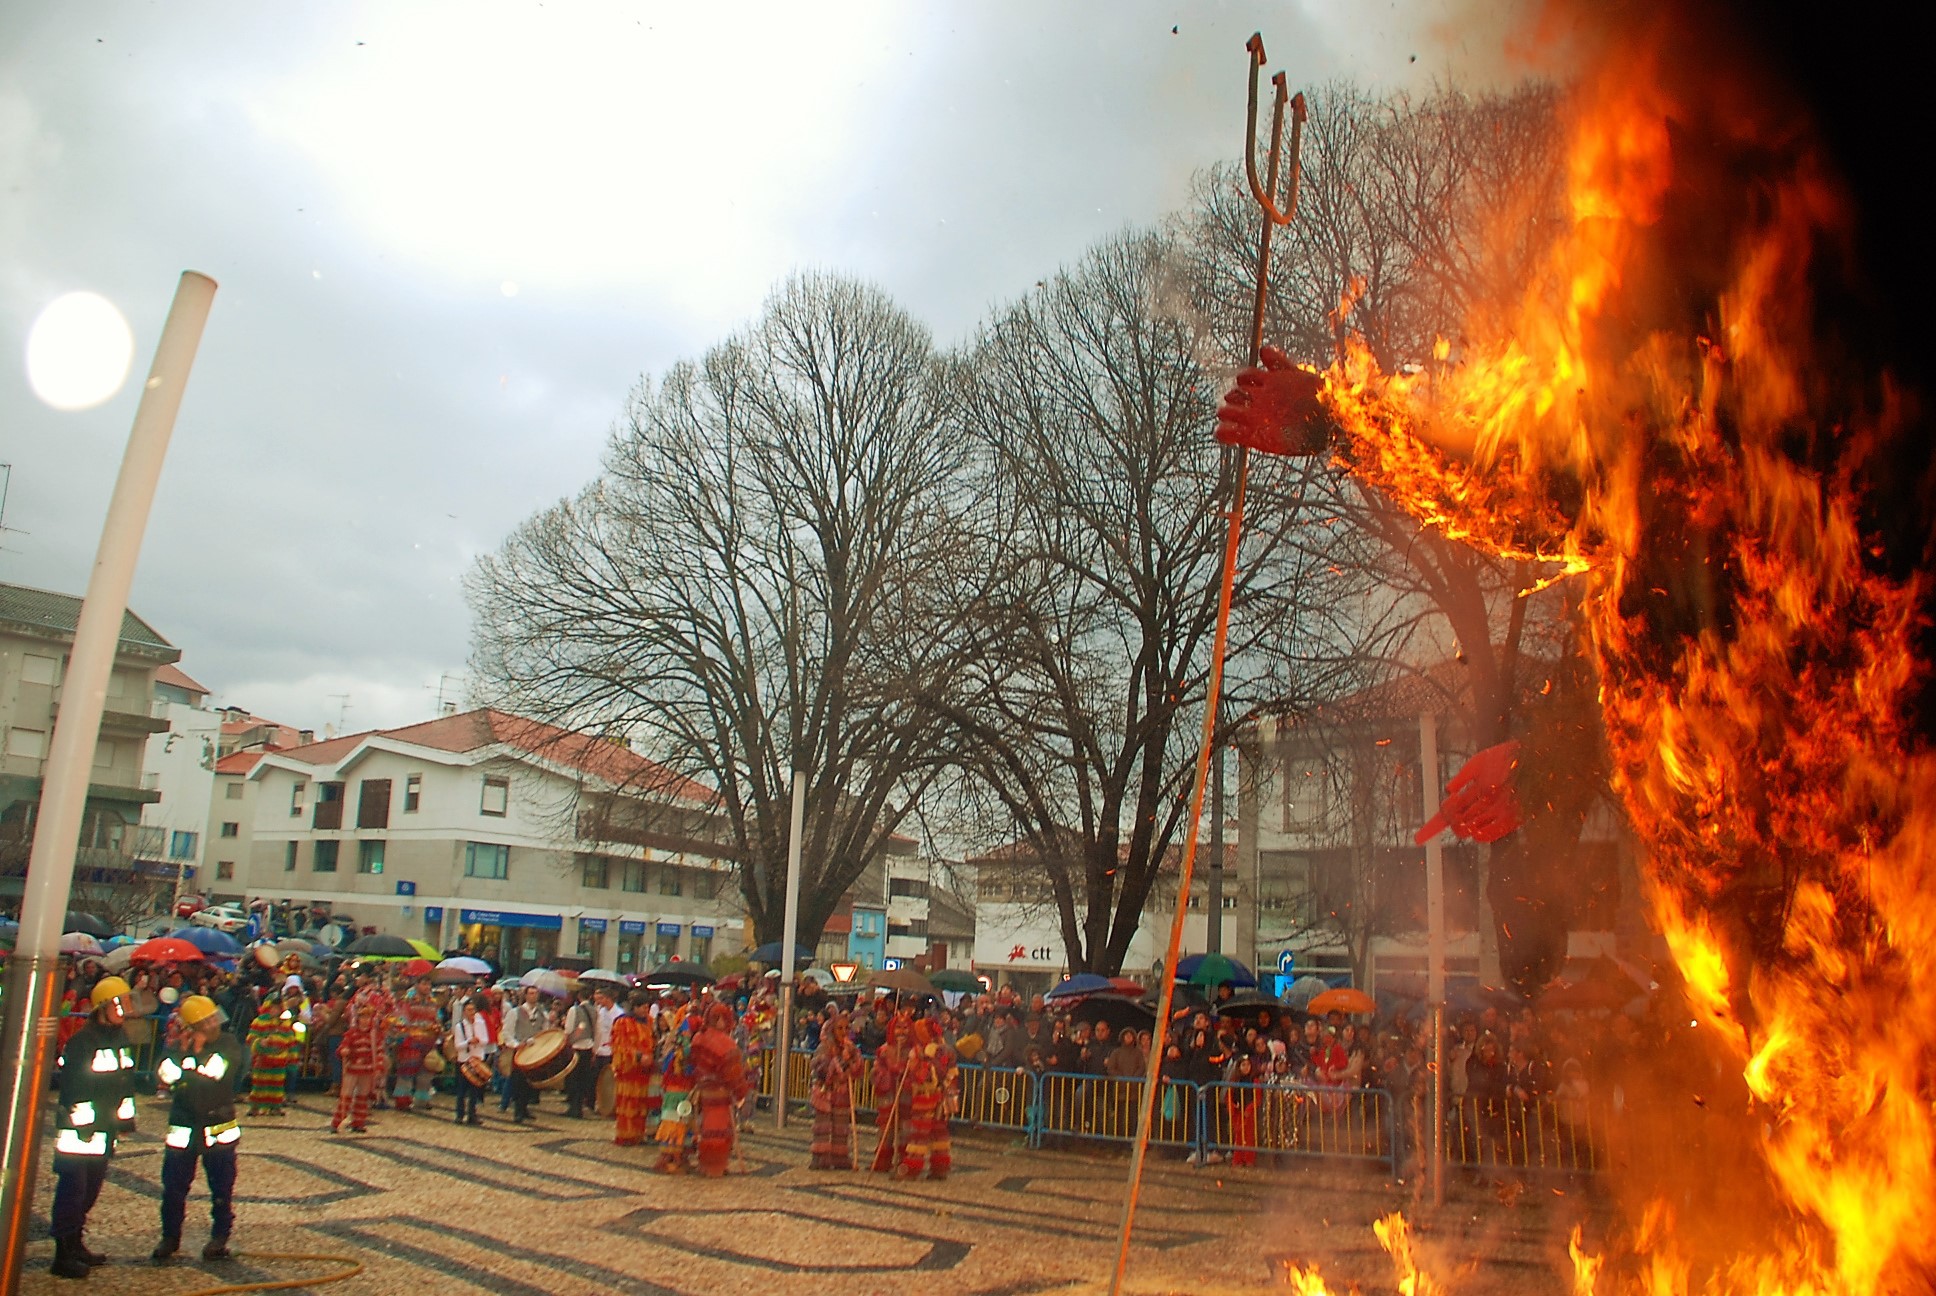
1217,3,1935,1293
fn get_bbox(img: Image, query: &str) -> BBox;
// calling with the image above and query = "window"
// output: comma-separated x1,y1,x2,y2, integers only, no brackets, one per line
658,867,682,897
284,841,299,872
480,776,509,817
220,822,240,838
577,921,600,959
291,781,307,817
6,728,45,760
356,778,392,829
358,840,385,875
168,831,198,860
580,855,609,889
689,932,712,965
621,861,646,893
225,782,244,800
313,840,339,872
403,773,422,813
888,877,931,899
216,860,235,880
314,781,345,830
465,841,510,879
20,653,57,686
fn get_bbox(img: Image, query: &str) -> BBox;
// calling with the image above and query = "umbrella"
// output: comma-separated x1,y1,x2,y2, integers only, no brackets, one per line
1179,952,1258,989
437,956,493,976
169,927,242,957
132,936,205,964
59,932,104,956
401,958,435,978
1072,995,1157,1033
1213,991,1284,1024
643,961,716,987
578,967,627,986
104,934,138,950
343,933,417,958
1281,974,1332,1008
1044,973,1114,1002
99,945,136,973
63,912,114,939
431,965,480,986
929,969,982,994
748,942,815,967
407,939,442,960
519,969,575,998
1307,987,1377,1016
866,966,936,997
713,972,746,993
1106,976,1145,996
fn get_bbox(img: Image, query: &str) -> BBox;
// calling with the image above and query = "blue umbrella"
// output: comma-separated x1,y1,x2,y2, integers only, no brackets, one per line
1175,952,1259,989
169,926,243,957
1043,972,1114,1001
748,942,814,967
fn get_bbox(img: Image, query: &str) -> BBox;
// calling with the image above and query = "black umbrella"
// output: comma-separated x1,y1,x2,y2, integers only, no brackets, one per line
64,912,114,939
642,960,715,987
1071,995,1156,1034
748,942,814,967
1214,991,1285,1026
343,933,417,958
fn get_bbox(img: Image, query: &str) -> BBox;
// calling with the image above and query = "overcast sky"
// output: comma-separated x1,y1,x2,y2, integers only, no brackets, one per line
0,0,1525,736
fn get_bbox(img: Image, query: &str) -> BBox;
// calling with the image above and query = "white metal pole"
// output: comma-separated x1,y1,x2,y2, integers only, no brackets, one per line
773,768,806,1130
1419,709,1447,1208
0,272,216,1293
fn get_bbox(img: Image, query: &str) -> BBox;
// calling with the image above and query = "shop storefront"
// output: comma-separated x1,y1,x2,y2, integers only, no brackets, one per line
690,924,714,966
652,921,681,964
459,908,561,976
616,919,647,974
577,917,606,963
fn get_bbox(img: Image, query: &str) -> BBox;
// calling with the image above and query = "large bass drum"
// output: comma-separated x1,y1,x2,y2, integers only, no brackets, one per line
514,1028,577,1091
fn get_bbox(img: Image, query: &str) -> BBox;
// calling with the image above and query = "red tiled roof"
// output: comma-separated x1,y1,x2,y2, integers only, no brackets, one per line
156,663,210,695
214,750,271,775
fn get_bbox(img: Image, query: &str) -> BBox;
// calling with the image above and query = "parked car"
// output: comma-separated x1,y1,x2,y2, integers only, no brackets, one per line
174,893,207,920
192,903,249,934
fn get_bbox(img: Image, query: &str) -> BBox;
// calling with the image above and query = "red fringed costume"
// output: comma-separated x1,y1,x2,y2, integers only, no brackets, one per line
331,983,393,1134
610,1010,656,1146
897,1018,958,1180
870,1011,914,1172
688,1004,751,1177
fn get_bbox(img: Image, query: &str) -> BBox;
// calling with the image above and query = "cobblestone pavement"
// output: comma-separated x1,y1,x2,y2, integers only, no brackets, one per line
16,1094,1605,1295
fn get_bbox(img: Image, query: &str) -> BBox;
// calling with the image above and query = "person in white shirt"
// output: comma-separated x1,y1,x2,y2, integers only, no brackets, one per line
451,998,497,1126
500,987,551,1121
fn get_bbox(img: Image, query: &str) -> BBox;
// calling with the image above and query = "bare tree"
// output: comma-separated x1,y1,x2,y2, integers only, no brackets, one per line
467,273,974,947
1176,83,1600,991
935,230,1341,975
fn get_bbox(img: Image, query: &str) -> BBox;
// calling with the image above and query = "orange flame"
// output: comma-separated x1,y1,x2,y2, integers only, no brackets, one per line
1307,13,1935,1296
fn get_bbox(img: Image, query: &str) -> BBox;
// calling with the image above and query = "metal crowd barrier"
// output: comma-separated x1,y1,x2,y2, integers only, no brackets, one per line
1200,1080,1396,1171
1443,1093,1607,1174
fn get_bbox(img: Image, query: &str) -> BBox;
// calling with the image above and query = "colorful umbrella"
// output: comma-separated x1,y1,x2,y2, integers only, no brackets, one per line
132,936,206,964
1306,987,1377,1016
169,926,242,957
59,932,104,956
407,939,442,960
1178,952,1258,989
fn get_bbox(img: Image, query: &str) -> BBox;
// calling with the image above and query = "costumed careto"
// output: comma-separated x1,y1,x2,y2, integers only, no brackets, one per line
869,1010,915,1172
152,995,247,1265
653,998,698,1173
687,1002,753,1177
896,1018,958,1180
244,979,307,1116
47,975,140,1280
610,991,657,1146
388,981,442,1112
808,1009,863,1170
331,967,393,1134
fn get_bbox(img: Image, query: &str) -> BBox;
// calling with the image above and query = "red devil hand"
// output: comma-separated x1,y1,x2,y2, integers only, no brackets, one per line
1415,740,1523,844
1215,346,1333,457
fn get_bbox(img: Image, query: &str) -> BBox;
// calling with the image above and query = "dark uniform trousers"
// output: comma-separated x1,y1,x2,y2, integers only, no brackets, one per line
161,1140,237,1241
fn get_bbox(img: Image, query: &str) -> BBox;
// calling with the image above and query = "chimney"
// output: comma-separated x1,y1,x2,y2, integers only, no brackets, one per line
298,729,315,745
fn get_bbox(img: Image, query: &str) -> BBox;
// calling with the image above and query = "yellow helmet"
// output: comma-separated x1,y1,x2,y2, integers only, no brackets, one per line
177,995,222,1027
89,976,133,1008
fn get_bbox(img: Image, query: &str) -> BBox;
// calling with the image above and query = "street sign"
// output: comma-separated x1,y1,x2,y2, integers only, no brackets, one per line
395,881,416,897
1276,949,1296,974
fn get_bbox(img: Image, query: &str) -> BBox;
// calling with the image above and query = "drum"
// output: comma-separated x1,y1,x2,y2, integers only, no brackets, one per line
514,1028,577,1090
462,1057,494,1088
420,1048,446,1075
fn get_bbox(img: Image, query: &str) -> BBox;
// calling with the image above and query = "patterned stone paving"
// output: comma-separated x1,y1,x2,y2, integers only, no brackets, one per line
15,1093,1605,1294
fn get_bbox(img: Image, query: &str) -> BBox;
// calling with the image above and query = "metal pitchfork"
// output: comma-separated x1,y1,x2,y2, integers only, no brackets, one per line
1106,33,1306,1296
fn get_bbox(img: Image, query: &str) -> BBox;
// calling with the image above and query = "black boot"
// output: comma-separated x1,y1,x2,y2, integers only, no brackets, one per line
75,1236,109,1266
49,1236,91,1279
150,1236,180,1265
202,1236,233,1261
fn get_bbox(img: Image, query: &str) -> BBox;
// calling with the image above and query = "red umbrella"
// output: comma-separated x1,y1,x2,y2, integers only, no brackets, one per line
132,936,206,964
402,957,434,978
1106,977,1145,996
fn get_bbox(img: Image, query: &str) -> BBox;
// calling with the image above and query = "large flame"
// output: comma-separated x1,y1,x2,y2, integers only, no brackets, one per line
1305,12,1934,1296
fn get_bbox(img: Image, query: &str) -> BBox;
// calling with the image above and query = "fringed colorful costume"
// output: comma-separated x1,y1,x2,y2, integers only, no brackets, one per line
897,1018,958,1180
245,999,302,1114
870,1011,915,1172
331,982,393,1134
387,988,440,1111
654,1003,698,1173
610,1008,656,1146
809,1012,863,1170
689,1004,752,1178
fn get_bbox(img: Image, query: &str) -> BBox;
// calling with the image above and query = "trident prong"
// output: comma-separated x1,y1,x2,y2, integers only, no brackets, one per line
1244,36,1307,230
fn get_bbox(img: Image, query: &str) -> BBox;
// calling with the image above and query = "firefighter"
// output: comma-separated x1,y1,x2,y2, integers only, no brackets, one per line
48,974,140,1279
151,994,246,1265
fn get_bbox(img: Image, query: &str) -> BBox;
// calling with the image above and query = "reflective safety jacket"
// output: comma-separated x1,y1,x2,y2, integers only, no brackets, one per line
54,1020,138,1162
156,1032,246,1152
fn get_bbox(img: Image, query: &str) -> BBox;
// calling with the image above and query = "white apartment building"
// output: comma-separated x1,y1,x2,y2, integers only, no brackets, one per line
238,708,744,975
139,664,219,896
